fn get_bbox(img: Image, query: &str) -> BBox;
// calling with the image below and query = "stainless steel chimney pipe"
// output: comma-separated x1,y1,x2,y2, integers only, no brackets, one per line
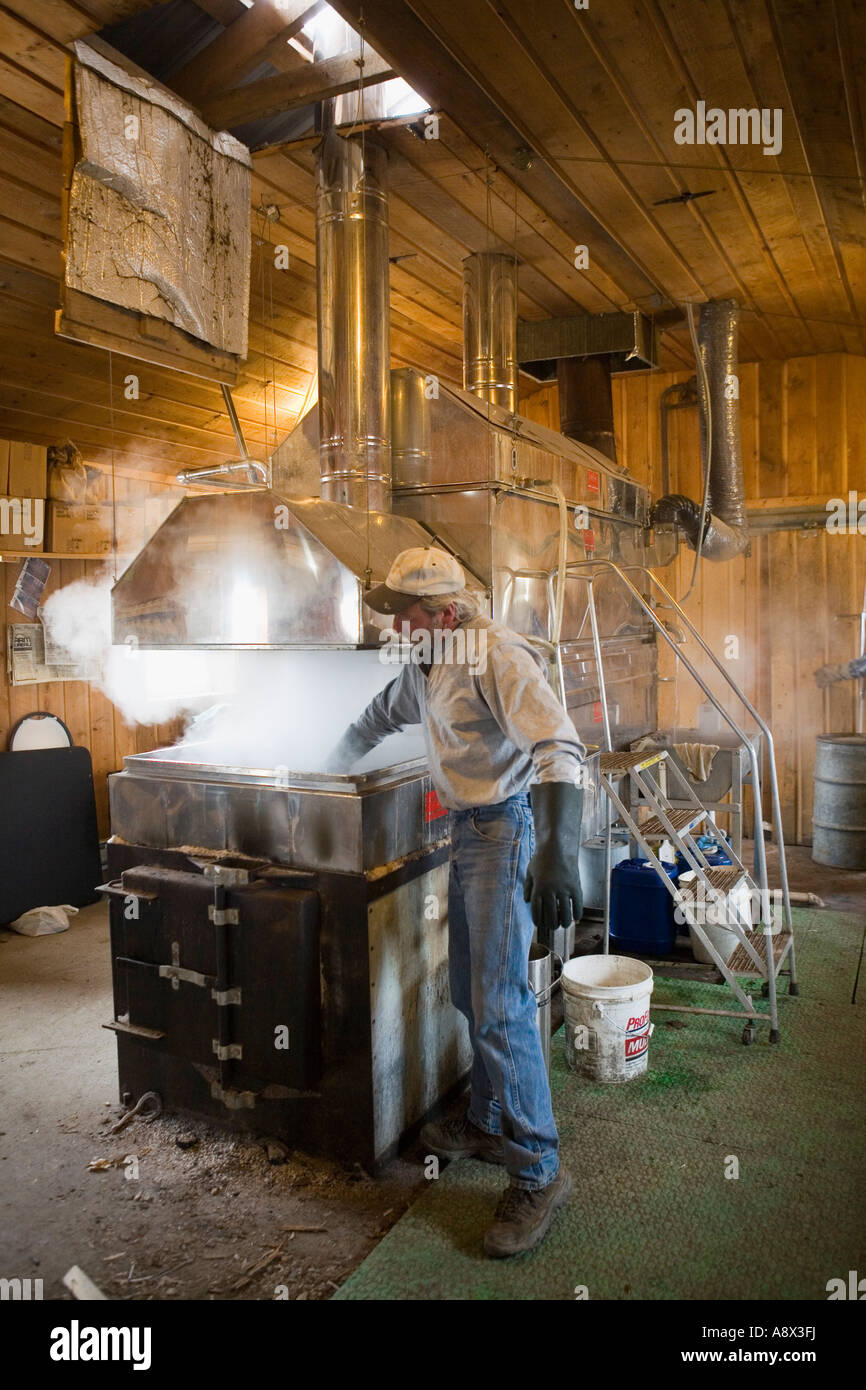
316,122,391,512
462,251,519,413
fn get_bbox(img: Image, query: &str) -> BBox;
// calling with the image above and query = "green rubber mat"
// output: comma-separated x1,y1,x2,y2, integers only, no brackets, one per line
334,909,866,1301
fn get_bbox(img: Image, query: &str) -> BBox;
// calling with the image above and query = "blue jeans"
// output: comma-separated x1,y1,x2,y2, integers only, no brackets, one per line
448,792,559,1190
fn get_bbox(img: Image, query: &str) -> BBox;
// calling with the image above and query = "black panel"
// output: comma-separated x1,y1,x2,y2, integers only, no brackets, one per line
0,747,101,924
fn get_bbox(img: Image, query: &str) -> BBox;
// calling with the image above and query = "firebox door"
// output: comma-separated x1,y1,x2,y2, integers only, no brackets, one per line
105,865,321,1094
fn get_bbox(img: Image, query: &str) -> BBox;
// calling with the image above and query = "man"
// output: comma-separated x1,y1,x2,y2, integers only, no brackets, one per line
328,546,585,1257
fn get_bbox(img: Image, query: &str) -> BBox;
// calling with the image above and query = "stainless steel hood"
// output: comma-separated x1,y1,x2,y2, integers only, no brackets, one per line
114,123,424,653
111,489,445,648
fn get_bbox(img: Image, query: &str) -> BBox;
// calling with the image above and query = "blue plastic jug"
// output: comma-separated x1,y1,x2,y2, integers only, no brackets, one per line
609,856,679,956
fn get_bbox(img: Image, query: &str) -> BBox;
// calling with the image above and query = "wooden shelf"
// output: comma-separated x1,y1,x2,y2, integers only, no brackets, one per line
1,552,111,561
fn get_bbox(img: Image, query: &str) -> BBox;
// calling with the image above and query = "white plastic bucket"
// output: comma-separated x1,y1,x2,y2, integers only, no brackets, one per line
562,955,654,1083
678,870,751,966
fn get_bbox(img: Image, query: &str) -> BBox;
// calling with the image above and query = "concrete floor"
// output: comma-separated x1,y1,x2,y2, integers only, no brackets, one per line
756,839,866,916
0,844,863,1301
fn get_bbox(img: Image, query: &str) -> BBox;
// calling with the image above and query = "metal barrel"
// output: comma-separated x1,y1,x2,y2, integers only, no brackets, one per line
528,943,561,1076
812,733,866,869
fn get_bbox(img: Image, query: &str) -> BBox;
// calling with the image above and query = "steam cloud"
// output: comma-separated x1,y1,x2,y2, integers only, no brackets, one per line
41,571,424,771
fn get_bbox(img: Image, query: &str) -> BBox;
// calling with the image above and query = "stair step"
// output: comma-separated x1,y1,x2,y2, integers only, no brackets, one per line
728,929,794,977
640,808,705,838
677,865,747,900
600,749,666,773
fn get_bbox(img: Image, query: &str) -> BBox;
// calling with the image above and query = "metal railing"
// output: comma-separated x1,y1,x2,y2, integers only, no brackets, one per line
549,558,792,937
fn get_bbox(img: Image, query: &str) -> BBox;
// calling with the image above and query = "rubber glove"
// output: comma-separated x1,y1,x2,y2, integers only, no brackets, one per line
525,782,584,948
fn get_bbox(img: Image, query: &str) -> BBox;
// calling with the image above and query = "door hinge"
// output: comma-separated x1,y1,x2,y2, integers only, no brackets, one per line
212,987,242,1006
209,905,239,926
210,1081,255,1109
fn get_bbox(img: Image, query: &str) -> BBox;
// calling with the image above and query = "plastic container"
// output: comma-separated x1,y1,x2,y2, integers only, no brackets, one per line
562,954,654,1082
677,869,751,966
675,839,732,875
609,857,679,956
579,833,630,910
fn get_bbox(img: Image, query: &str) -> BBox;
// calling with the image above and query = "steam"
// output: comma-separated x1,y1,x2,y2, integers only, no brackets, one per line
40,571,424,771
178,650,425,772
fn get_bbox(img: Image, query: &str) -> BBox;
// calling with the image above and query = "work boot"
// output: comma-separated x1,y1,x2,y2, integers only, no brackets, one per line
420,1111,505,1165
483,1165,573,1258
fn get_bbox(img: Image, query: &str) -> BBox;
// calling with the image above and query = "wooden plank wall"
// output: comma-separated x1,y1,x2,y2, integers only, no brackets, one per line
1,472,189,836
522,352,866,845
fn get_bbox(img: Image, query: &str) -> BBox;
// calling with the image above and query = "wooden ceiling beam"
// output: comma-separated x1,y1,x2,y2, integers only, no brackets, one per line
200,50,394,129
3,0,147,47
761,0,866,356
489,0,789,355
326,0,662,308
377,121,625,318
188,0,247,27
0,91,62,150
70,1,157,26
0,55,64,125
0,6,67,89
639,0,822,357
170,0,322,106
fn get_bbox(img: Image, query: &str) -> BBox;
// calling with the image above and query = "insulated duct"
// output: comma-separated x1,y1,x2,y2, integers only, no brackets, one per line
653,299,749,560
316,121,391,511
462,252,519,413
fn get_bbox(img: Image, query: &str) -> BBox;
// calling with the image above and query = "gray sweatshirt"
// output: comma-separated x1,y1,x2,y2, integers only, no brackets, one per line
337,616,586,810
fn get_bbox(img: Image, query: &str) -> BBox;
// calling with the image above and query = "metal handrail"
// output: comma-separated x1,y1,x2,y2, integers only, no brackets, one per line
631,565,792,929
561,558,774,927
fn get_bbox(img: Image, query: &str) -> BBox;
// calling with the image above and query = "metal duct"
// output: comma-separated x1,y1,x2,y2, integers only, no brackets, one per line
518,310,657,381
698,299,747,531
556,356,617,462
653,299,749,560
462,251,519,413
316,124,391,511
391,367,430,486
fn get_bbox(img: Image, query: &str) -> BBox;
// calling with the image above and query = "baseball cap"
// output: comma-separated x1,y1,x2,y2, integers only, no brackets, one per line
364,546,466,614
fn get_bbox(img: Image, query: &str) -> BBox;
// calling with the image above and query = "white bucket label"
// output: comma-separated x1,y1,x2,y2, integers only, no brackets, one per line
625,1010,650,1065
625,1031,650,1062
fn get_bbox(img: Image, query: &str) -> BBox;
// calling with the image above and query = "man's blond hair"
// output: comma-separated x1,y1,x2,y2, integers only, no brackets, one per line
418,589,483,623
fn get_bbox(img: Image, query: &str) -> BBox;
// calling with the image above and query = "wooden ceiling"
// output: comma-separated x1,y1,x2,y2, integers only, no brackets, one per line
0,0,863,479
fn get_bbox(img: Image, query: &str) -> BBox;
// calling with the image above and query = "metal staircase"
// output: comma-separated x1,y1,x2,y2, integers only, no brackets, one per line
552,559,799,1044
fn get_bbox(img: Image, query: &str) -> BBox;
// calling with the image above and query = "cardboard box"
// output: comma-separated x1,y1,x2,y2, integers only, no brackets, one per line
0,495,45,553
0,439,10,494
8,440,48,498
46,501,111,555
115,502,146,554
